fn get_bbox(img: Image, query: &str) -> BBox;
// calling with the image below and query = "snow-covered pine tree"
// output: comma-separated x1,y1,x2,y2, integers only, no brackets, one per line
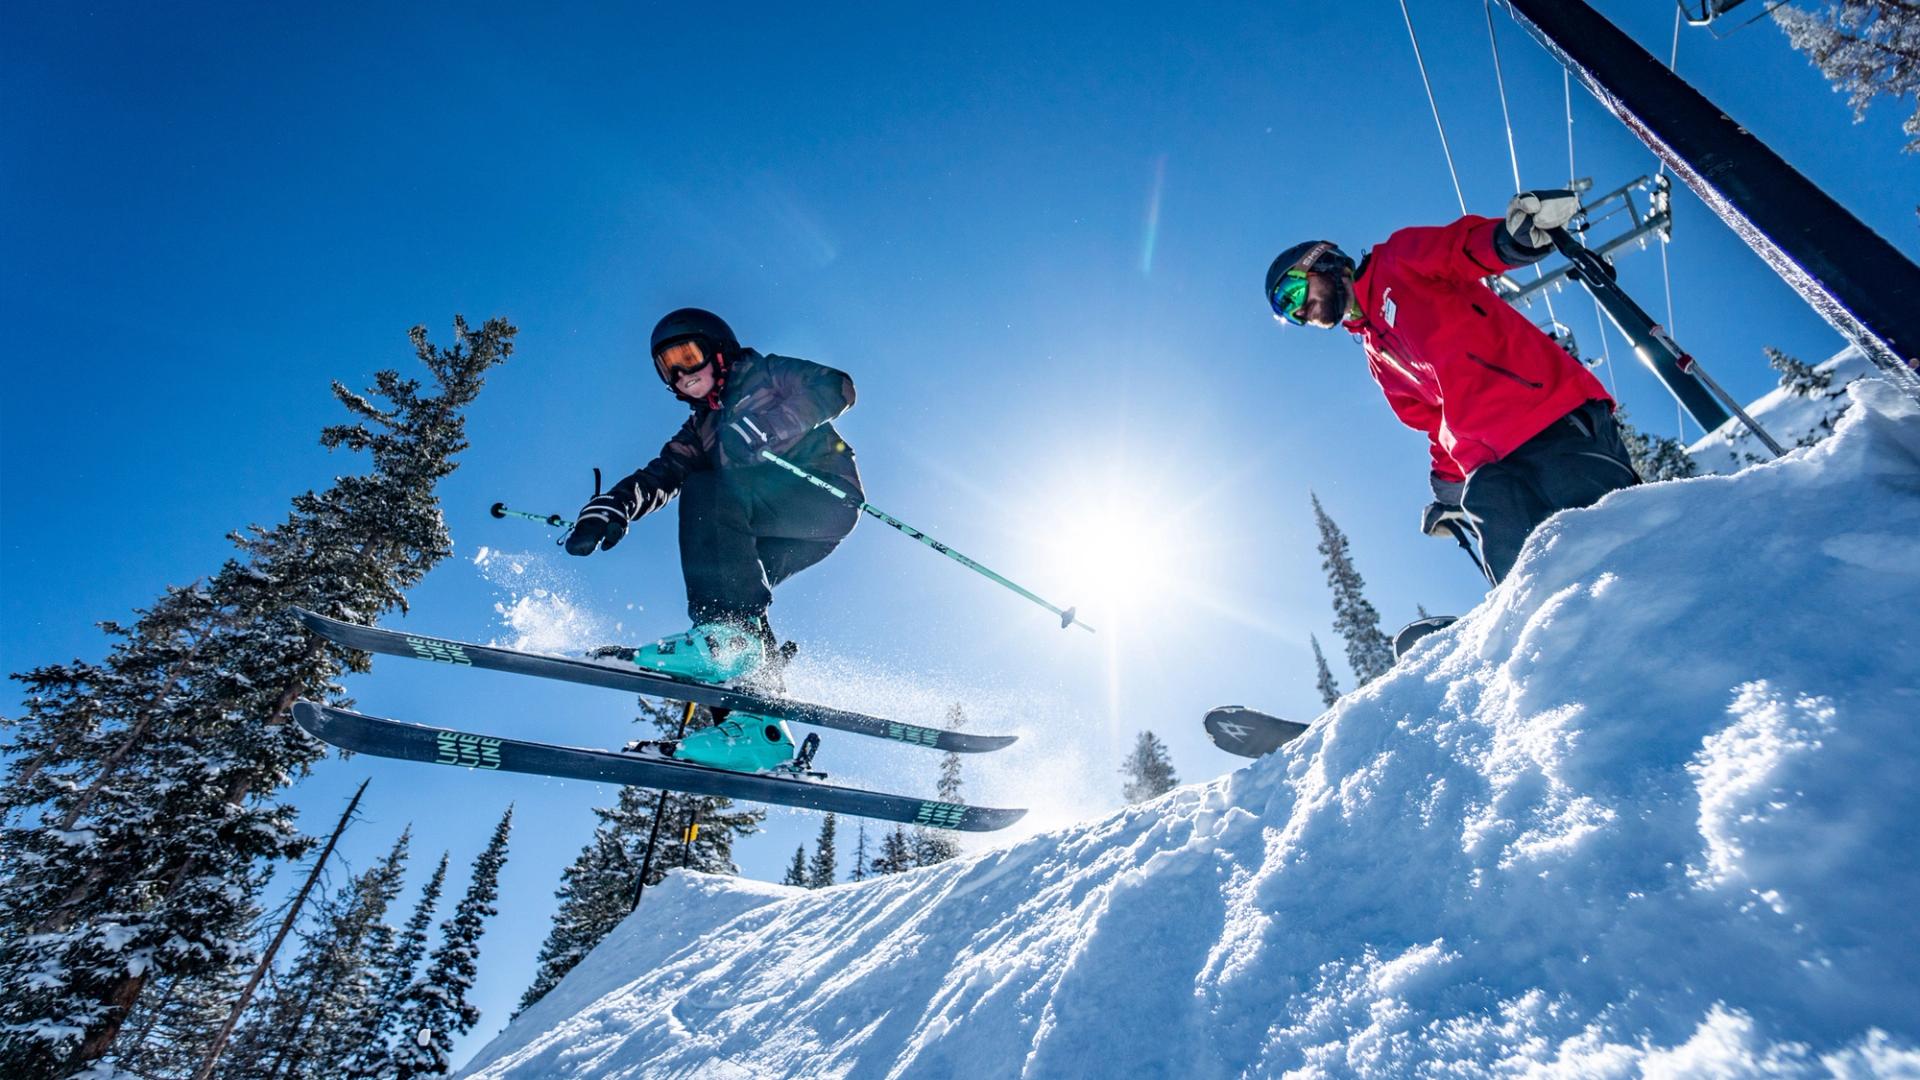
870,827,915,875
1120,730,1179,803
221,830,410,1080
936,704,966,806
0,318,514,1077
1773,1,1920,154
385,806,513,1080
1611,407,1697,483
1765,345,1835,397
782,846,810,886
912,703,968,867
1310,633,1342,709
1310,493,1396,685
849,821,870,883
109,958,251,1078
807,815,838,888
344,851,447,1077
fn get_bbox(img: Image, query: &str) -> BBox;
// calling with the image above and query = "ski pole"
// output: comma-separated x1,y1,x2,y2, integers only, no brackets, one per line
1547,227,1786,457
758,450,1096,633
489,503,573,530
488,469,597,541
631,700,699,912
1441,519,1495,587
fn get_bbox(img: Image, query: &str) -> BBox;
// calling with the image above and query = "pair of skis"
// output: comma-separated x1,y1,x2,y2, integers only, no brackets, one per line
291,609,1025,832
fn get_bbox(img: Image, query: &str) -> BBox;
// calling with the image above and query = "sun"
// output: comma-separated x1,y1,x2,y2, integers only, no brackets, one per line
1031,471,1196,629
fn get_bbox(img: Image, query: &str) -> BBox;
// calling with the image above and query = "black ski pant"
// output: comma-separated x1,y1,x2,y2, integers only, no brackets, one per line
1461,399,1640,585
678,465,860,630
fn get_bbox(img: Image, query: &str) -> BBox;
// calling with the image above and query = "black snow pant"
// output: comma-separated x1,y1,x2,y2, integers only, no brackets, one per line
1461,399,1640,585
678,465,860,630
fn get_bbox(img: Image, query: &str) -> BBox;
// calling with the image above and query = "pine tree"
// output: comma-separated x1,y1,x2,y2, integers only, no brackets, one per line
807,815,838,888
1610,406,1698,482
0,318,514,1078
1765,345,1835,397
223,831,411,1080
849,821,870,883
913,703,968,867
1310,633,1342,709
1773,1,1920,154
385,806,513,1080
1120,730,1180,803
513,829,631,1018
1311,493,1395,684
344,851,447,1077
782,846,810,886
936,704,967,806
870,827,915,875
109,956,251,1078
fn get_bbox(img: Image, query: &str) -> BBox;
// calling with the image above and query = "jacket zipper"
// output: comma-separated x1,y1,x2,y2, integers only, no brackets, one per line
1467,353,1543,389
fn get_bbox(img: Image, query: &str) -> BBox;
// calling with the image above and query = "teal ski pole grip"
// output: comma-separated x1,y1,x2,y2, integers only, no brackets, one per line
758,450,1095,633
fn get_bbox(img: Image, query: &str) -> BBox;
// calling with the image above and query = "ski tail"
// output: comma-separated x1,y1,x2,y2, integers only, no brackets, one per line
1203,706,1311,759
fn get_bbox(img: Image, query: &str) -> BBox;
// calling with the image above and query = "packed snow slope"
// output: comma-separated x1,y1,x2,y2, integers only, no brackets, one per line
462,382,1920,1079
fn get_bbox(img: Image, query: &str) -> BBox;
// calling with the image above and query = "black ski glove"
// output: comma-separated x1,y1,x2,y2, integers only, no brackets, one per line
1422,500,1470,540
719,413,778,468
1422,474,1469,540
565,494,630,556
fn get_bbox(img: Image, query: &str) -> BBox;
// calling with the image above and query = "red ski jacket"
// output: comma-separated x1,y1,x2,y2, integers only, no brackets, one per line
1342,215,1613,483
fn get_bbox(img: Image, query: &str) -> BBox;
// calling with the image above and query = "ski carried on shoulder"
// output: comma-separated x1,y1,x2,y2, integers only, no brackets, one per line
293,608,1013,754
292,701,1026,832
1204,705,1311,759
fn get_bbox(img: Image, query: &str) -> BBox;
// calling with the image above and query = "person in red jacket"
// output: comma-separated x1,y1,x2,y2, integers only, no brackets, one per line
1265,192,1640,596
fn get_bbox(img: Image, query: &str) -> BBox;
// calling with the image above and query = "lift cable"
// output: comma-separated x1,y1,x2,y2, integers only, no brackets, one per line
1563,65,1623,399
1398,0,1469,216
1660,4,1687,435
1484,1,1562,331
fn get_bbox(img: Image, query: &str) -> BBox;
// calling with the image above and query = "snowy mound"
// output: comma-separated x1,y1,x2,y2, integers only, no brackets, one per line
462,382,1920,1078
1688,346,1877,474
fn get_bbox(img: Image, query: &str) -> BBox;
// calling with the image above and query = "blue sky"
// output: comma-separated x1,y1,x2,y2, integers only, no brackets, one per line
6,0,1918,1063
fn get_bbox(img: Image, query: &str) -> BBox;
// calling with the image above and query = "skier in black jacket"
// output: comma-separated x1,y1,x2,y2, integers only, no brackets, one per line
564,307,860,772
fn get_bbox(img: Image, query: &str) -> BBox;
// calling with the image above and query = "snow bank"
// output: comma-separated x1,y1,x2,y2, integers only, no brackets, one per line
462,381,1920,1079
1687,346,1876,474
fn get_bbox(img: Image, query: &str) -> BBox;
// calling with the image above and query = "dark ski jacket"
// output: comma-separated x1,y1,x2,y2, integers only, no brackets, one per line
608,348,860,520
1342,214,1613,483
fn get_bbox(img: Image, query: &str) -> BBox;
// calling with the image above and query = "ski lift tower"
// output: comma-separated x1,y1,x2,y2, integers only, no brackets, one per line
1497,0,1920,406
1489,174,1733,429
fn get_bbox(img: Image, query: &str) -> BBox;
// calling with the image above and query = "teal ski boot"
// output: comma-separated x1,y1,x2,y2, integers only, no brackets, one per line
634,714,823,776
622,621,769,684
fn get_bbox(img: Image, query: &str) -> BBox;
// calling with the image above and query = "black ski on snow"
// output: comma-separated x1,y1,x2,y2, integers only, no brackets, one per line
1204,706,1310,759
292,701,1027,832
294,609,1014,754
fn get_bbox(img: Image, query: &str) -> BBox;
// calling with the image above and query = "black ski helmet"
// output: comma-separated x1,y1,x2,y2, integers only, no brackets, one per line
1264,241,1355,301
650,307,739,361
1265,241,1357,325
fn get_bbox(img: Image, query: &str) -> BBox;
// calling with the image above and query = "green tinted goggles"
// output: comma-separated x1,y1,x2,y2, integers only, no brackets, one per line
1269,270,1311,325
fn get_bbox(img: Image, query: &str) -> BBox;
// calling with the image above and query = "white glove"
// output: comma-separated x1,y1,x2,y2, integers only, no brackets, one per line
1506,190,1581,249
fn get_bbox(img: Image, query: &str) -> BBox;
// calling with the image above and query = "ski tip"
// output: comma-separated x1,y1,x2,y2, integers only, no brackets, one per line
956,733,1020,753
289,699,326,734
291,607,336,635
963,806,1028,832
